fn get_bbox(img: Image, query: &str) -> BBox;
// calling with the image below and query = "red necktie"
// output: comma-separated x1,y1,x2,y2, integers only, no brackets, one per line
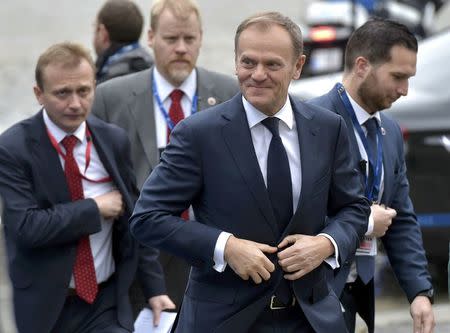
168,89,189,220
168,89,185,140
62,135,98,304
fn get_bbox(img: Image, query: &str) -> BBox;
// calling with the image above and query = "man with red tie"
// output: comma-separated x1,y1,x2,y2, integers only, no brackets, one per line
0,42,173,333
92,0,239,313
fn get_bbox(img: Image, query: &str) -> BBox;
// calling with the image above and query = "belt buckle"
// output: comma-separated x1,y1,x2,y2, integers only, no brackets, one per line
270,295,286,310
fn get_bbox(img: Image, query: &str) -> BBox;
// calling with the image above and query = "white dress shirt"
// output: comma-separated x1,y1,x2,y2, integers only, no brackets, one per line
213,97,339,271
347,93,385,236
346,92,385,282
153,67,197,150
43,110,115,285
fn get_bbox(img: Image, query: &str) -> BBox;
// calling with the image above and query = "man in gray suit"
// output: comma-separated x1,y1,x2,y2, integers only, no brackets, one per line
92,0,239,313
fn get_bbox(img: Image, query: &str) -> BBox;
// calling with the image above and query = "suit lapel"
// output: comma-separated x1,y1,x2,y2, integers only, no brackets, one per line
87,117,133,212
221,95,279,235
290,99,320,222
329,85,362,161
196,68,227,110
129,69,159,169
29,111,71,203
380,116,394,204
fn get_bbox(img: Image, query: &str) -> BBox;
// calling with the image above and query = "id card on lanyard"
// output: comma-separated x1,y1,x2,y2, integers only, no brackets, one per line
152,76,198,132
336,83,383,203
336,83,382,256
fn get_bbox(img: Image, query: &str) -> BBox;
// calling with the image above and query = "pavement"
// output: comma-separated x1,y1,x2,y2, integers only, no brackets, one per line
363,297,450,332
0,226,17,333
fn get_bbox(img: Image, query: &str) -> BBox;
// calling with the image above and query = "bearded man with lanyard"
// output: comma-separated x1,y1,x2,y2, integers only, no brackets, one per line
309,18,435,333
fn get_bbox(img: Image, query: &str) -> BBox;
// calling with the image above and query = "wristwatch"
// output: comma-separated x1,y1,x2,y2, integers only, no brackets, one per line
416,288,434,304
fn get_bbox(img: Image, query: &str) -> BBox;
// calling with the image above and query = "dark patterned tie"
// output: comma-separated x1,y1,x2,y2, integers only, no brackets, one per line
261,117,294,305
365,118,379,199
62,135,98,304
168,89,189,220
261,117,293,231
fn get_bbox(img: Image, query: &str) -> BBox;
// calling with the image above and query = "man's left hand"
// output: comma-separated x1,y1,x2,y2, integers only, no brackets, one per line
277,234,334,280
148,295,176,327
410,296,435,333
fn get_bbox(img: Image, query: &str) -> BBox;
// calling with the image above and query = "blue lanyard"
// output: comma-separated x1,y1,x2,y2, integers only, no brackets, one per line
152,77,198,131
100,42,140,75
336,83,383,202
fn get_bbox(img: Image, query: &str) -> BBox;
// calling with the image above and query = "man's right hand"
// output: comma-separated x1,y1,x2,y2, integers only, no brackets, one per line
224,235,277,284
370,204,397,237
93,190,124,219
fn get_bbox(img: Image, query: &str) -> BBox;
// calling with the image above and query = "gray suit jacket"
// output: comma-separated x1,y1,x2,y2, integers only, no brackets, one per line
93,66,239,188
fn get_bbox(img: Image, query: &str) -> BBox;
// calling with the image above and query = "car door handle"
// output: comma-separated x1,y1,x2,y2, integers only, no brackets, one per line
423,135,450,152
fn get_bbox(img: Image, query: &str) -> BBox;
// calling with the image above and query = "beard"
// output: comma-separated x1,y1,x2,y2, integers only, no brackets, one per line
167,67,192,87
357,72,392,113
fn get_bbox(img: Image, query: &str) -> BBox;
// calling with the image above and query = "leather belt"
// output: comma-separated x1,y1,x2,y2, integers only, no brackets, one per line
269,295,297,310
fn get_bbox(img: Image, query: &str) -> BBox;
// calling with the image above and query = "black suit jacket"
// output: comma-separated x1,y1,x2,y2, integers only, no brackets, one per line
130,94,370,332
0,112,165,333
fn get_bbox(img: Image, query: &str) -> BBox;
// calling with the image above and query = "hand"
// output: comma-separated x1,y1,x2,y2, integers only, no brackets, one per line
410,296,435,333
370,204,396,237
148,295,176,327
277,234,334,280
224,235,278,284
93,190,124,219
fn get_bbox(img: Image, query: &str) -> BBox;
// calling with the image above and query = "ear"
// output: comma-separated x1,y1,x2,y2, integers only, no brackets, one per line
148,29,155,49
198,28,203,48
354,56,371,78
98,23,110,44
33,85,44,105
292,54,306,80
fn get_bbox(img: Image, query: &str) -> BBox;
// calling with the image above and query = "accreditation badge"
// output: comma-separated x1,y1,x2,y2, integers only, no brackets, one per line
356,236,377,256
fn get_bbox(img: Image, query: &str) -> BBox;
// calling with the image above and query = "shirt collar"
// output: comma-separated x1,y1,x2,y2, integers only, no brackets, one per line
346,92,381,127
153,67,197,103
43,109,86,143
242,96,294,129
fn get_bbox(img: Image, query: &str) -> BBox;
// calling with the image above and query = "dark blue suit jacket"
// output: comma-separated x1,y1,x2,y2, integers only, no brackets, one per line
309,85,432,302
130,94,370,333
0,112,166,333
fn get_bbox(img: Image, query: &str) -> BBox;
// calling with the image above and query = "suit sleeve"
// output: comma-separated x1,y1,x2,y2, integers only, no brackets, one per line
321,116,370,265
381,123,432,302
0,144,102,249
130,120,222,268
115,129,167,298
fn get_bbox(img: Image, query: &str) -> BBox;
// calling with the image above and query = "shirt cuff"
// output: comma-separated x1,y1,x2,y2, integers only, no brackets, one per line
213,231,233,272
318,233,340,269
365,211,374,235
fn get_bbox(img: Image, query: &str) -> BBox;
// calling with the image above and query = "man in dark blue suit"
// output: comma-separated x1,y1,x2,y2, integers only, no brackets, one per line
309,19,435,333
130,12,370,332
0,42,173,333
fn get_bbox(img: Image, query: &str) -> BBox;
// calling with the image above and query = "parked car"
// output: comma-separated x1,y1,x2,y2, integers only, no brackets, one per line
290,29,450,281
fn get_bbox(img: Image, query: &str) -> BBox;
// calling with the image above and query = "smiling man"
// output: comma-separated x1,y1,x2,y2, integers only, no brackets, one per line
309,18,435,333
129,12,370,332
